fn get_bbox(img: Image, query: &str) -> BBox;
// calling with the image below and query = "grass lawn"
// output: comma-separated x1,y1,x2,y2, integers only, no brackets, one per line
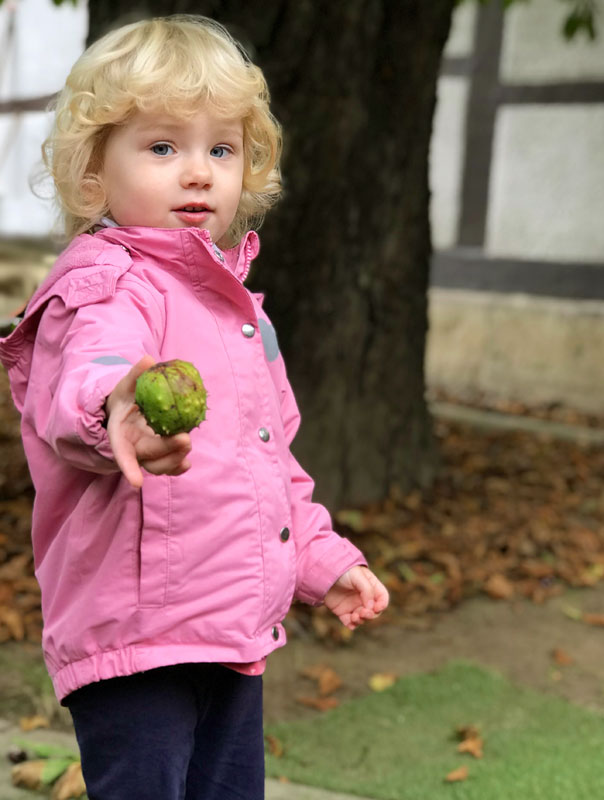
265,661,604,800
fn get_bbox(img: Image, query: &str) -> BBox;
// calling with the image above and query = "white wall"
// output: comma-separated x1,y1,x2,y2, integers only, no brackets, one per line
0,0,88,236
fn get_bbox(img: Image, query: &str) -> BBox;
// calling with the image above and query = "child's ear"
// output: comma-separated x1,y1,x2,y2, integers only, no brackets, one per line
81,172,107,210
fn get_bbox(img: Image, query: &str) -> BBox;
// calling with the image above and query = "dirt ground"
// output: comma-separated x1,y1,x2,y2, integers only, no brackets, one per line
262,583,604,725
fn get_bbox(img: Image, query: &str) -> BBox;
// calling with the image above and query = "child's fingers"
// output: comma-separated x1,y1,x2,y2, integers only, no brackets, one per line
111,432,145,489
135,432,192,462
140,452,192,477
352,571,376,612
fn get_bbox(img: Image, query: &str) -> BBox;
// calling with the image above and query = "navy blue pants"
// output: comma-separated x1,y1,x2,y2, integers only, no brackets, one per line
64,663,265,800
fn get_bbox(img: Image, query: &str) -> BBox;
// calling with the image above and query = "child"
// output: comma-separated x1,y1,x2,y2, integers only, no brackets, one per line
0,15,388,800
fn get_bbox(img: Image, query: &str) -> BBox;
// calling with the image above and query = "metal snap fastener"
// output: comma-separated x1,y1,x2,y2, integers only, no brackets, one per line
242,323,255,338
279,527,290,542
258,427,270,442
271,626,279,640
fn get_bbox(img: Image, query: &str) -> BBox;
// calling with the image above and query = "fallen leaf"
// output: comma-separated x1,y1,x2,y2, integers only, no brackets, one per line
562,605,583,620
295,696,339,711
19,715,50,732
583,613,604,627
0,553,31,581
265,734,284,758
552,647,574,666
445,765,469,783
484,574,514,600
300,664,343,696
51,761,87,800
458,738,483,758
11,760,45,790
0,605,24,640
456,724,480,741
41,758,75,786
318,667,343,697
368,672,397,692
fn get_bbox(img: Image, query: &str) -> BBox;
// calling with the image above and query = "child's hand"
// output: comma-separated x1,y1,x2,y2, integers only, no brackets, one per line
105,356,192,489
324,566,389,630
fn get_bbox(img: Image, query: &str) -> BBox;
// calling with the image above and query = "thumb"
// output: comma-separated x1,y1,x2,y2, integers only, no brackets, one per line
348,568,374,611
123,355,156,395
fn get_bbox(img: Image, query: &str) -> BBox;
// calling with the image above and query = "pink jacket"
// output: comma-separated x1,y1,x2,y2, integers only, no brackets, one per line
0,226,365,702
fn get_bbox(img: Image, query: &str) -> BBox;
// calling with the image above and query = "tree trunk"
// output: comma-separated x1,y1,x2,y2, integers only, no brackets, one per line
87,0,454,509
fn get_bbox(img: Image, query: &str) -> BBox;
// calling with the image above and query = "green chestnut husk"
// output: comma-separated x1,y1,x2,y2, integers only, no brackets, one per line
135,359,207,436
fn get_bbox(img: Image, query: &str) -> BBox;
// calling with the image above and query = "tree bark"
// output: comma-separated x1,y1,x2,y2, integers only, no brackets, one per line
87,0,454,509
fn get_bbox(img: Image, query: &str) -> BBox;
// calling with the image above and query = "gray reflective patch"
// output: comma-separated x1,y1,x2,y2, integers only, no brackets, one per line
92,356,132,365
258,318,279,362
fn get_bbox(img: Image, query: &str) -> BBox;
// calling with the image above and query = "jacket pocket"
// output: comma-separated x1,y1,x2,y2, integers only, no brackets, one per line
137,475,171,607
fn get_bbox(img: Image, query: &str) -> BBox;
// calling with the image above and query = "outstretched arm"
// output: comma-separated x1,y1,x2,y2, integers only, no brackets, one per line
324,566,389,630
105,356,192,488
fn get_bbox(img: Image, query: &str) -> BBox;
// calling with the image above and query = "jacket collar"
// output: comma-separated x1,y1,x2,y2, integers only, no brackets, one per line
92,225,260,284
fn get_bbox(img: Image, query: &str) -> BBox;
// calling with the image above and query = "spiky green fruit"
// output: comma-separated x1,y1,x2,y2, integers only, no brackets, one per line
135,359,207,436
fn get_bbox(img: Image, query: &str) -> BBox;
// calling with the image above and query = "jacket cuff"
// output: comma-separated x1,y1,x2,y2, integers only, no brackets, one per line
295,537,367,606
76,365,132,461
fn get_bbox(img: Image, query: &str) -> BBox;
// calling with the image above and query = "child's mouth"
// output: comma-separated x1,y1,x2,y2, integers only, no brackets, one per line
174,206,212,224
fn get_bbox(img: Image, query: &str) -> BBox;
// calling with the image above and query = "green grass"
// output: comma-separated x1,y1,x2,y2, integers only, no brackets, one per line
265,661,604,799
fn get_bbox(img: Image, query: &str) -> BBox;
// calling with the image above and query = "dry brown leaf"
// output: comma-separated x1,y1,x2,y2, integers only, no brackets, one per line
11,760,45,790
19,714,51,731
483,574,515,600
368,672,397,692
582,613,604,627
458,738,483,758
300,663,326,680
295,696,339,711
12,576,41,593
0,553,31,582
317,667,342,697
552,647,574,666
265,734,284,758
0,582,14,604
0,605,25,640
51,761,87,800
445,765,469,783
456,724,481,741
300,664,343,696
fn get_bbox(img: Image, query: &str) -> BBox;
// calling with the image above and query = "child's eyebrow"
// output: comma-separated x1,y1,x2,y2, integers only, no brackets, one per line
134,120,184,134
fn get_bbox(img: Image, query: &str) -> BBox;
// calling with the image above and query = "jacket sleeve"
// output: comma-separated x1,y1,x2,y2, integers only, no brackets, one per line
30,275,164,473
280,378,367,606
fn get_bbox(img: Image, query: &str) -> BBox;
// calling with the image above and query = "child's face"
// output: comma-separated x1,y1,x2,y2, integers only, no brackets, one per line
100,108,245,244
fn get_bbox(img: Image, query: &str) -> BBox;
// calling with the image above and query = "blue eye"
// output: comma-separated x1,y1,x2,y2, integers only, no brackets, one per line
151,142,174,156
210,145,230,158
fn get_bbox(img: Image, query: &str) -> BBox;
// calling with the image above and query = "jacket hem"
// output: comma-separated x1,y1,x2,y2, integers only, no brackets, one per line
52,637,285,703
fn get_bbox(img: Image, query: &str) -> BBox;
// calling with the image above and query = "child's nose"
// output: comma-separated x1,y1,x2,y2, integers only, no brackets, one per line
180,156,212,188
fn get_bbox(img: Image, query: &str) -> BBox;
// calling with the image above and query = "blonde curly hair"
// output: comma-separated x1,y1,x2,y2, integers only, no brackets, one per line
42,15,282,245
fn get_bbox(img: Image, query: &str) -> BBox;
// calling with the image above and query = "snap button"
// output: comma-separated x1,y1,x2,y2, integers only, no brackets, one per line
242,323,255,338
258,427,270,442
271,626,279,640
279,527,290,542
